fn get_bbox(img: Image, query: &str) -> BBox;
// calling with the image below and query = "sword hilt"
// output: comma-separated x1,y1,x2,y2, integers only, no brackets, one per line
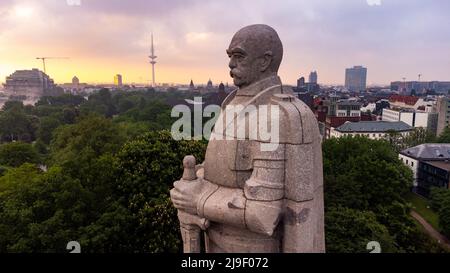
178,155,209,253
182,155,197,181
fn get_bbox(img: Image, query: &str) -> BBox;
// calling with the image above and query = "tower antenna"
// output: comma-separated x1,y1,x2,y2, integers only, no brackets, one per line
149,32,157,87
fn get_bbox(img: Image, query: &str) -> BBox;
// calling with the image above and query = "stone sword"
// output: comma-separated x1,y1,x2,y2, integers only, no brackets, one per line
177,155,209,253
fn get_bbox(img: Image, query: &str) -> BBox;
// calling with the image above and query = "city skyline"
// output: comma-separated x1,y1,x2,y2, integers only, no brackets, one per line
0,0,449,86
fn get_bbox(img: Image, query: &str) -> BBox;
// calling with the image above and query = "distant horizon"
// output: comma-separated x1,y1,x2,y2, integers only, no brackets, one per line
2,66,450,88
1,1,449,87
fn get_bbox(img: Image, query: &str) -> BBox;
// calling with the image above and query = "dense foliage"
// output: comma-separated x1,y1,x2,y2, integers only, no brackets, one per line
436,127,450,143
0,89,447,253
385,127,436,153
323,136,445,253
430,187,450,237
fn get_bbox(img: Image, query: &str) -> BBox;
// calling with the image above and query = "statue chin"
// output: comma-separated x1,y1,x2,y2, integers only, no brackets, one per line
232,78,246,88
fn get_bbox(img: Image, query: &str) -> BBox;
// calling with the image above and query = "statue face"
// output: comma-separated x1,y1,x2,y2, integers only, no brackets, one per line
227,40,264,88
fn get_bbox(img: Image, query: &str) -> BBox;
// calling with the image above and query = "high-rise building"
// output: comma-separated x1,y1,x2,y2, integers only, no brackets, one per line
345,66,367,92
3,69,58,100
309,71,318,84
436,96,450,136
295,73,319,93
114,74,123,86
297,76,305,89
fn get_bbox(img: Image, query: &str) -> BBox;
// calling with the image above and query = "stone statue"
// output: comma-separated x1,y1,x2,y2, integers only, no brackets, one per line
170,24,325,253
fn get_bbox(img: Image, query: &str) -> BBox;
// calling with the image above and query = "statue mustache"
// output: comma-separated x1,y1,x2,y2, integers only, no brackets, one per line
230,69,242,79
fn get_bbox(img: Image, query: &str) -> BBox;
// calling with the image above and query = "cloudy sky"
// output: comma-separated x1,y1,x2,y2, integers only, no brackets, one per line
0,0,449,86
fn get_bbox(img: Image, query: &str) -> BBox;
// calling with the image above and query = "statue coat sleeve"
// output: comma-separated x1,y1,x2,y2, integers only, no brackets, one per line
272,94,325,253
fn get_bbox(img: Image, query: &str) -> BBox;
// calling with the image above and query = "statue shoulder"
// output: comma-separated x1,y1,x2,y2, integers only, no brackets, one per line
220,89,238,108
270,92,319,144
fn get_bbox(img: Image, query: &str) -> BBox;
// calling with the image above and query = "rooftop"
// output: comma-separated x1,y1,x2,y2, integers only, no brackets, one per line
424,161,450,172
336,99,362,106
389,95,419,106
335,121,413,133
400,144,450,160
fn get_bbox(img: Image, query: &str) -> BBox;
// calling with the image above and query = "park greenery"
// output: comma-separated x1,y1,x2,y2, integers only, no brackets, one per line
430,188,450,238
0,89,447,252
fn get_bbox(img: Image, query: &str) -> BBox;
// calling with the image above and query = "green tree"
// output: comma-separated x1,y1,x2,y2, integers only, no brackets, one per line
37,116,62,144
0,164,97,252
430,187,450,212
112,130,207,252
36,94,85,107
80,89,117,117
430,187,450,237
50,115,126,168
322,136,443,252
0,142,40,167
402,127,436,148
116,130,207,200
437,127,450,143
325,207,396,253
323,136,412,210
1,100,24,112
439,200,450,237
0,106,38,142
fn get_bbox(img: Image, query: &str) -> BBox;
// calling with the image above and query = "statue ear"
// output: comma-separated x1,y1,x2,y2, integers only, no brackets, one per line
260,51,273,72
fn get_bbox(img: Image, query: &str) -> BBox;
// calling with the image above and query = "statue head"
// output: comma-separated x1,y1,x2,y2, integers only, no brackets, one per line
227,24,283,88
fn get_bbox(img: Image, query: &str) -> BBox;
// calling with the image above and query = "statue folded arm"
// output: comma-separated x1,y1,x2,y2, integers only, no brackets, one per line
197,143,285,237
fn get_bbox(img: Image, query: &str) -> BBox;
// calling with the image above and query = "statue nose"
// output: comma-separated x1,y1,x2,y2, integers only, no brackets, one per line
229,59,236,69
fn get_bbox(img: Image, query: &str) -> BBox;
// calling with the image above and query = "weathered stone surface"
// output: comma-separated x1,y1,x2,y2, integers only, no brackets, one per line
285,143,314,202
170,24,325,253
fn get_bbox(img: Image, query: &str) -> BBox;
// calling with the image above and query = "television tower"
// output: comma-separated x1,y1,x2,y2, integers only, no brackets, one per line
149,33,157,87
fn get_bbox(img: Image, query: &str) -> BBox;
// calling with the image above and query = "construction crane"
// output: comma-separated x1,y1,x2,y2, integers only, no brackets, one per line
36,57,69,74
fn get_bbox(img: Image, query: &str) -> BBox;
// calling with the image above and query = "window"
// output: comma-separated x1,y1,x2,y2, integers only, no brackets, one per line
406,160,409,164
411,162,414,167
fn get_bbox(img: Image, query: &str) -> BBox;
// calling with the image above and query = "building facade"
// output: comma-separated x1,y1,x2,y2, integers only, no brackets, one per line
309,71,318,84
436,96,450,136
3,69,58,102
391,81,450,95
114,74,123,86
345,66,367,92
417,161,450,197
331,121,413,140
336,100,362,117
382,108,438,133
4,69,56,97
400,144,450,196
297,76,305,89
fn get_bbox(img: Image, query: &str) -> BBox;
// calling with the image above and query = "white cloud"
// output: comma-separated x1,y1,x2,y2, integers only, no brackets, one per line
366,0,382,6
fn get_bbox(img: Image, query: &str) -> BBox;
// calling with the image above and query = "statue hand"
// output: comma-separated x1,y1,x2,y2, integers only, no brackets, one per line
170,179,204,215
